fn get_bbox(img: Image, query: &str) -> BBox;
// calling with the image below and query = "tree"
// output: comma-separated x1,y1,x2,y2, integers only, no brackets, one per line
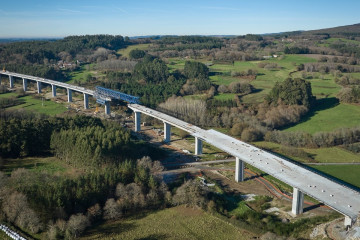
66,214,90,238
103,198,122,220
129,49,146,59
265,78,315,108
184,61,209,79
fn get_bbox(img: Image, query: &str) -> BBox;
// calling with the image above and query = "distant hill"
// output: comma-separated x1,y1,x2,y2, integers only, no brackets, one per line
0,38,62,43
303,23,360,36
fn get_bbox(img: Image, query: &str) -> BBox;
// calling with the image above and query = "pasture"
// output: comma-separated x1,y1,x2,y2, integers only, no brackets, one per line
81,206,255,240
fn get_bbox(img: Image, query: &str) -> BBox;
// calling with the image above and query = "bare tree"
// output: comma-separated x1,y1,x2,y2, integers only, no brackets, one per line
103,198,122,220
66,213,90,238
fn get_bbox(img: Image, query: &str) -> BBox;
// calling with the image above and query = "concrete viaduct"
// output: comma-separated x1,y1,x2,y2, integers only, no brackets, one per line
128,104,360,227
1,71,359,227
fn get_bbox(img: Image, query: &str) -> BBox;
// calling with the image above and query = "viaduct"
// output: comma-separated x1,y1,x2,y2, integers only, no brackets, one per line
1,71,359,227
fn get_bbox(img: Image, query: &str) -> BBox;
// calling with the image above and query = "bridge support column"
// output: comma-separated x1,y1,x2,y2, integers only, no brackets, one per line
83,93,89,109
195,137,203,155
9,76,14,88
235,157,244,182
37,81,42,93
344,216,353,228
51,85,56,97
104,101,110,115
134,112,141,132
67,89,72,102
164,122,171,143
291,188,304,215
22,78,27,91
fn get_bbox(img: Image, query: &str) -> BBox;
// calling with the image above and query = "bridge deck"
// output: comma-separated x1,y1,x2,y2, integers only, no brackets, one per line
2,71,95,95
129,104,360,221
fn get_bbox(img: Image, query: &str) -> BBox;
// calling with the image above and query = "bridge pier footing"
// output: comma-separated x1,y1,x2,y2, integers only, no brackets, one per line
235,157,244,182
37,81,42,93
52,85,56,97
22,78,27,91
195,137,203,155
9,76,14,88
134,112,141,132
344,216,353,228
84,93,89,109
67,89,72,102
164,122,171,142
291,187,304,215
105,101,110,115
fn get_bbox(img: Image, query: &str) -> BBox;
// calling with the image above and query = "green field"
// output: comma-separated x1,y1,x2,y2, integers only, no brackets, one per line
311,165,360,188
8,95,67,115
285,103,360,134
117,43,151,58
1,157,68,175
0,92,17,98
81,206,255,240
0,92,67,115
254,141,360,163
67,64,97,84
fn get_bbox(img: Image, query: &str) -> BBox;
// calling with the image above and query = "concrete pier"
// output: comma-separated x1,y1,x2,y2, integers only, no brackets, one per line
195,137,203,155
134,112,141,132
67,89,72,102
164,122,171,143
235,157,244,182
292,188,304,215
51,85,56,97
22,78,27,91
36,81,42,93
83,93,89,109
9,76,14,88
104,101,110,115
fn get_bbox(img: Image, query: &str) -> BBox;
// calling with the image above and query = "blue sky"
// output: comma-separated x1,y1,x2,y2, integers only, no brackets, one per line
0,0,359,37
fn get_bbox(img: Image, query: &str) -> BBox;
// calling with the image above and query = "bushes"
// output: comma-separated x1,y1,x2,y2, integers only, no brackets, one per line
337,86,360,103
260,104,308,128
228,81,253,95
241,128,263,142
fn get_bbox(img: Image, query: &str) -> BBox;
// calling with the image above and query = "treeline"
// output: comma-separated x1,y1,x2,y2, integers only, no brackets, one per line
304,62,360,73
0,35,126,64
155,36,223,51
4,63,66,81
265,126,360,148
330,42,360,58
284,46,310,54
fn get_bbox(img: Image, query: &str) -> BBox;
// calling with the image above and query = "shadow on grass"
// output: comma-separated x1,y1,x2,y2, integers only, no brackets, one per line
135,234,169,240
303,203,323,213
83,221,136,238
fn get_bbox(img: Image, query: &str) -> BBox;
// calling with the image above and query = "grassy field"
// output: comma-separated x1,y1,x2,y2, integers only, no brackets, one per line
67,64,96,84
254,141,360,163
9,95,67,115
117,43,151,58
0,91,67,115
1,157,68,175
311,165,360,188
284,103,360,134
81,206,256,240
